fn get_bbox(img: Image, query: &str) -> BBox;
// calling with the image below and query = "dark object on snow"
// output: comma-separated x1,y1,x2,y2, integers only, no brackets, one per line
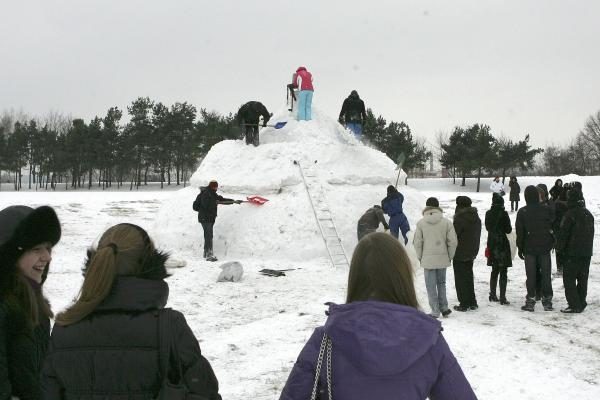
338,90,367,124
357,205,389,240
237,101,270,146
259,269,286,277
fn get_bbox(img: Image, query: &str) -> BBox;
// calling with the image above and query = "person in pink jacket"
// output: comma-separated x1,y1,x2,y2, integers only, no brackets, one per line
292,66,314,121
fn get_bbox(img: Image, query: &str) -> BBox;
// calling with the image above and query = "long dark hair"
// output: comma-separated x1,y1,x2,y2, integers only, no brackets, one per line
0,247,53,330
347,233,419,308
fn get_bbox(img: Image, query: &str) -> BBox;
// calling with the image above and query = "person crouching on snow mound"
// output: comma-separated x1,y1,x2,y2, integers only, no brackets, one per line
381,185,410,244
279,233,478,399
193,180,242,261
237,101,271,147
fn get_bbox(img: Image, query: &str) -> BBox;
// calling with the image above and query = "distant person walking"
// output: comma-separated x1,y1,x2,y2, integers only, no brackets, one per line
413,197,458,318
338,90,367,140
381,185,410,244
556,189,594,313
292,66,314,121
490,176,505,196
516,186,555,312
508,176,521,211
237,101,271,146
193,180,242,261
279,233,478,400
357,205,389,240
452,196,481,312
485,193,513,305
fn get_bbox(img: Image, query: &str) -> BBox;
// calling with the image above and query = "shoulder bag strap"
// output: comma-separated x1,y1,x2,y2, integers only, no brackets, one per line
310,333,333,400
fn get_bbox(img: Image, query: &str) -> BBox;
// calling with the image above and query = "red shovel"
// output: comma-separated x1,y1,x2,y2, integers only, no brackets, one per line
246,195,269,205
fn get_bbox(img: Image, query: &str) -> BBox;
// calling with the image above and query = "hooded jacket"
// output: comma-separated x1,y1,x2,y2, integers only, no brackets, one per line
515,186,555,255
509,180,520,201
453,206,481,261
413,207,458,269
357,206,389,232
42,277,221,399
294,67,314,91
555,193,594,258
338,91,367,124
279,301,477,400
381,189,404,217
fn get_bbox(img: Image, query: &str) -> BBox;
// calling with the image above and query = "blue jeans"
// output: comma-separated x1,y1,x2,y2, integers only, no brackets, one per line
297,90,313,121
424,268,448,317
346,122,362,140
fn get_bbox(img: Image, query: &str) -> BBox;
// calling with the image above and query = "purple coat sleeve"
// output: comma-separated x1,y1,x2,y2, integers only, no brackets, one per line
279,328,323,400
429,334,478,400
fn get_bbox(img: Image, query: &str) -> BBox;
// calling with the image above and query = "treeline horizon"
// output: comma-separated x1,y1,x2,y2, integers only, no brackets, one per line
1,100,598,192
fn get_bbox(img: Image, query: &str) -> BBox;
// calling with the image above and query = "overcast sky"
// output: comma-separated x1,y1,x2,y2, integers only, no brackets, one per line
1,0,599,147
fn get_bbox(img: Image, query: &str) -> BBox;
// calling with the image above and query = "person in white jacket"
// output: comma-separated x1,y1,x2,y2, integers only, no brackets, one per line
490,176,505,195
413,197,458,318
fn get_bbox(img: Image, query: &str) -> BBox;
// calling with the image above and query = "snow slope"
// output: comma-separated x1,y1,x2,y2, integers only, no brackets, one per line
154,107,421,262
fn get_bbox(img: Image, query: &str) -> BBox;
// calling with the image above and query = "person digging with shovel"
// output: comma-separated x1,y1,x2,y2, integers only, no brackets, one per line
193,180,243,262
237,101,271,147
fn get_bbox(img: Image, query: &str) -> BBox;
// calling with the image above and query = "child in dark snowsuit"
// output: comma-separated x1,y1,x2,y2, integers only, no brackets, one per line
381,185,410,244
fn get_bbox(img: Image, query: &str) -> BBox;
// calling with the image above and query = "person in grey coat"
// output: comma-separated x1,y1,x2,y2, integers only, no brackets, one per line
413,198,458,318
357,205,389,240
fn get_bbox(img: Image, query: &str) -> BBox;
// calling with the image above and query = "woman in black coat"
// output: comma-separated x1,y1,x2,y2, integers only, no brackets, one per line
508,176,521,212
42,223,222,399
0,205,61,400
485,194,513,304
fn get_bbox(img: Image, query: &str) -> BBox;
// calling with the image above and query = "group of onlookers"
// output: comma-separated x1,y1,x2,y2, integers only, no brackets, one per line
2,203,478,399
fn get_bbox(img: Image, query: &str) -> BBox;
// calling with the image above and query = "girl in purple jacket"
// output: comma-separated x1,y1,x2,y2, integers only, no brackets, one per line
280,232,477,400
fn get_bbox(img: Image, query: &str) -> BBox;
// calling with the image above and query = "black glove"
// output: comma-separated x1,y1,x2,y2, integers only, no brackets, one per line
518,249,525,260
235,200,243,204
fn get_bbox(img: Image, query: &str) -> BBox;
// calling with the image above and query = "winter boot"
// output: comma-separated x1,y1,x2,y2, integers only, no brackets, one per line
489,273,499,302
521,297,535,312
453,305,470,312
499,275,509,305
489,293,499,302
542,298,553,311
441,309,452,318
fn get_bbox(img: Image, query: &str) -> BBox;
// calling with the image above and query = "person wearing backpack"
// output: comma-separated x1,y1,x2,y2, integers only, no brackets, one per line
193,180,242,261
279,233,477,400
42,223,222,399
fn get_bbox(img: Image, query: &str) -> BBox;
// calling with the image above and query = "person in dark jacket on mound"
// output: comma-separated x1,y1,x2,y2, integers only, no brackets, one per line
508,176,521,212
485,194,513,305
279,233,477,400
193,180,242,261
42,223,222,399
357,205,389,240
0,205,61,400
556,190,594,313
381,185,410,244
338,90,367,140
452,196,481,311
516,186,555,312
237,101,271,146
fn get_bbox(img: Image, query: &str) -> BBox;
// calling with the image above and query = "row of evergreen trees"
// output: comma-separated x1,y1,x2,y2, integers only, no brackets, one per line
0,98,238,190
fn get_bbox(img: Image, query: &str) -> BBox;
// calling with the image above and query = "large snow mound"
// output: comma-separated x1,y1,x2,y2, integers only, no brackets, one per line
154,107,424,262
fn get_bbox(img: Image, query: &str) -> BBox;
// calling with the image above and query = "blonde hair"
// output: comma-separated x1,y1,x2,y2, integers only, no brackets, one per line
55,224,154,326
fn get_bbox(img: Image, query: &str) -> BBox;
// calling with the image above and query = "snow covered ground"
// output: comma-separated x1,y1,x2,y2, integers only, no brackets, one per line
2,109,599,399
